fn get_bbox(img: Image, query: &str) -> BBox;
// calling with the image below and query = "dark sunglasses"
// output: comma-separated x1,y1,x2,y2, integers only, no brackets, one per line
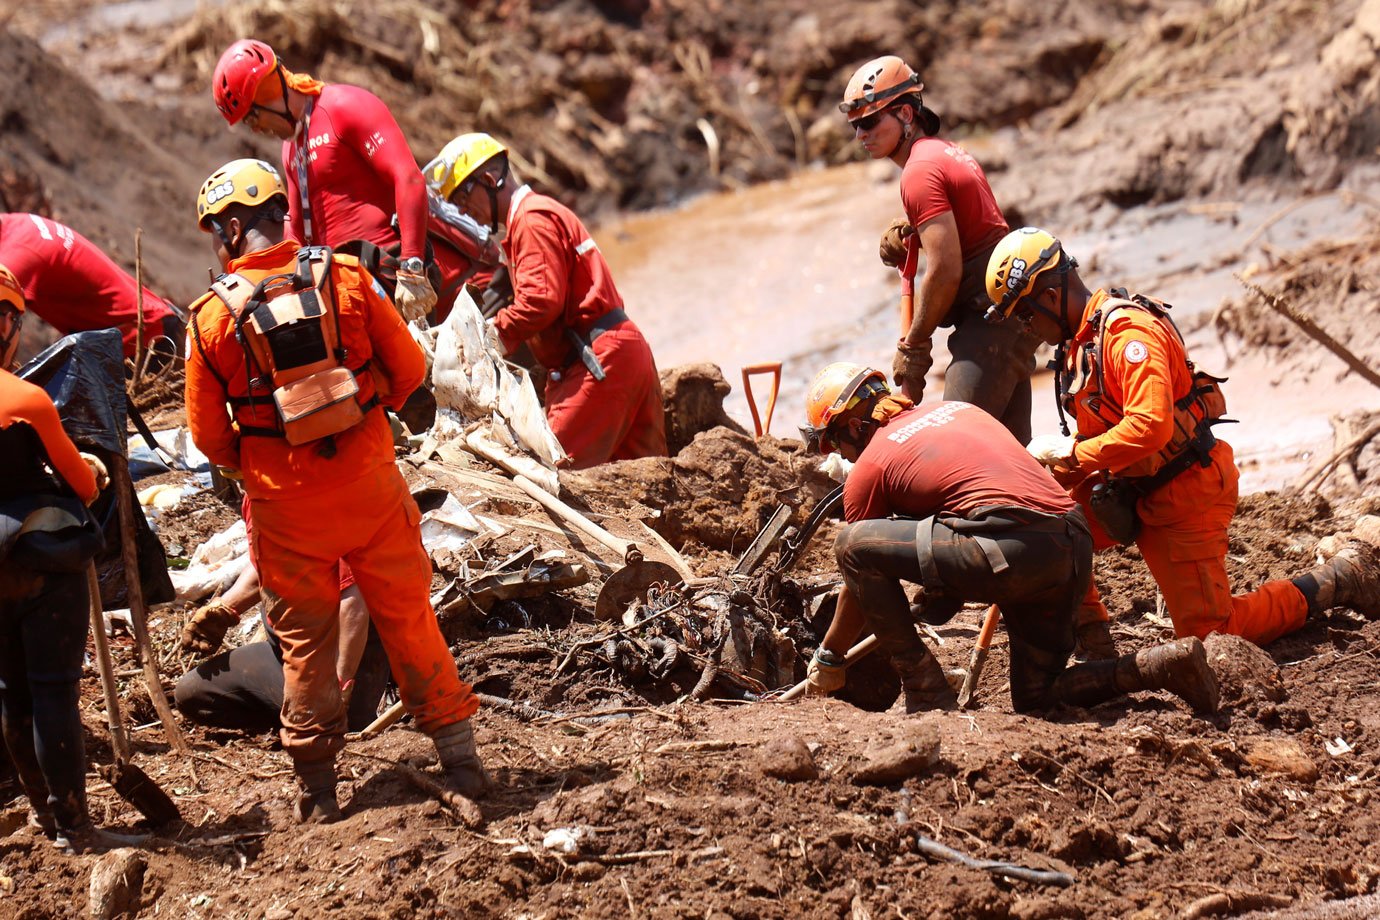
849,108,894,132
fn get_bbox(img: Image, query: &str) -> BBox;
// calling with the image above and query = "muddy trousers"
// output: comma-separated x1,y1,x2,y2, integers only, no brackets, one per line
1073,442,1308,645
0,571,90,832
173,627,391,734
943,313,1041,446
251,465,478,766
835,508,1153,711
546,323,668,469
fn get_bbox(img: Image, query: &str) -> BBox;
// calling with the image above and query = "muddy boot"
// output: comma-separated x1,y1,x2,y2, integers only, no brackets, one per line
432,720,491,798
1074,620,1118,661
28,803,56,839
890,648,959,714
53,821,150,855
292,761,341,825
1294,541,1380,620
1116,637,1220,715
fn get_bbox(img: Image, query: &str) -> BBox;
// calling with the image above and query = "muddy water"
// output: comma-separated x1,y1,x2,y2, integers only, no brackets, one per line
598,160,1380,491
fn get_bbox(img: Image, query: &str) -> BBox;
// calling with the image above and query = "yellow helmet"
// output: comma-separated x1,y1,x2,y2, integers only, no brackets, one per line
985,227,1072,320
424,133,508,200
196,158,287,230
799,362,890,454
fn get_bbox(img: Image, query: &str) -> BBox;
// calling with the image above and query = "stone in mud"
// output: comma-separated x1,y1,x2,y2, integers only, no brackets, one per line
659,363,748,455
758,736,818,782
1203,633,1286,706
850,723,941,785
87,848,145,920
1243,738,1320,783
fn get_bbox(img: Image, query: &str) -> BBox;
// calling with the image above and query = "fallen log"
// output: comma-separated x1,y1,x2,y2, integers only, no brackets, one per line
1238,277,1380,391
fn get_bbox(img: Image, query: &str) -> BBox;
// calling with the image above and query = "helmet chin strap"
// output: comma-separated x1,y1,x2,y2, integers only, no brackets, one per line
483,161,510,234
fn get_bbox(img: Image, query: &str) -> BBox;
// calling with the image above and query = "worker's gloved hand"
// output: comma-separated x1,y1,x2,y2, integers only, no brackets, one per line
806,648,847,696
879,217,914,269
892,338,932,403
79,452,110,493
180,601,241,656
394,268,438,323
1027,433,1079,472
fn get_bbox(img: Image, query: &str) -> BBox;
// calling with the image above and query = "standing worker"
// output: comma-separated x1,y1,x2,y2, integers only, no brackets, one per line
0,213,180,365
841,56,1039,443
211,38,438,322
796,362,1220,717
985,226,1380,651
429,133,667,468
0,266,146,852
185,159,488,823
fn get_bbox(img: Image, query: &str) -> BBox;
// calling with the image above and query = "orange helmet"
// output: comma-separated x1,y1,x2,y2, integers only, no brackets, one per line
840,56,924,121
213,39,278,125
800,362,890,453
0,263,24,314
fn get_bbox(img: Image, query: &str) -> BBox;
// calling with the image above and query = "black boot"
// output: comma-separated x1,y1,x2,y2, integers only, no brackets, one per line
1115,637,1220,715
432,720,490,798
292,760,341,824
890,647,958,714
1295,541,1380,620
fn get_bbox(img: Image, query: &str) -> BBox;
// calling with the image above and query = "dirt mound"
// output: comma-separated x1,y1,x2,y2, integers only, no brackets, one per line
659,362,748,455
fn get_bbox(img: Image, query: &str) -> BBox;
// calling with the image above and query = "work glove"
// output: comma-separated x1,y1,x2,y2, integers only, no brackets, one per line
79,452,109,492
394,268,438,323
179,601,242,657
805,648,847,696
879,217,914,269
1027,433,1079,472
892,338,933,403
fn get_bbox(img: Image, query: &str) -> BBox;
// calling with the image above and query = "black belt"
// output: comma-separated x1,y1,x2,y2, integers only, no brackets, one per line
582,307,629,342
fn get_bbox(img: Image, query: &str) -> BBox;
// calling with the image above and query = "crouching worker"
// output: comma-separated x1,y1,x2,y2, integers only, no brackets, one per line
185,159,488,823
0,269,147,852
798,362,1220,716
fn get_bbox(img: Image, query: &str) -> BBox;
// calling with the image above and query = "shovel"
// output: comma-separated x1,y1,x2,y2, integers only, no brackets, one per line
741,362,781,438
504,474,679,621
957,605,1001,709
85,563,180,826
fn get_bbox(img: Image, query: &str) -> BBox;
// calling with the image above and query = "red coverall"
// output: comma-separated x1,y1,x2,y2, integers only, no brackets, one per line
496,185,667,468
184,240,477,763
1065,289,1306,644
0,213,172,359
281,84,429,260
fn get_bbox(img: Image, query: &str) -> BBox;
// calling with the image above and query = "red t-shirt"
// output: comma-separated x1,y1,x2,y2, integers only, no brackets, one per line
844,402,1073,523
282,84,429,260
0,213,172,358
899,137,1008,261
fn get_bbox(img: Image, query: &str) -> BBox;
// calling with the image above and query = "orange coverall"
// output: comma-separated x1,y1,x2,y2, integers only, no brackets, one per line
1064,289,1306,645
497,185,667,468
184,240,477,763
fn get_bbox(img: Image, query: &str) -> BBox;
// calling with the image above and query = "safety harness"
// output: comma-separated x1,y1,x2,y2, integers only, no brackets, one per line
1055,288,1233,496
188,246,379,455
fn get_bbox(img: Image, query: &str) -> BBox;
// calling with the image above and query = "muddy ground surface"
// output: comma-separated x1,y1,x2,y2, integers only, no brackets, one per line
5,0,1380,917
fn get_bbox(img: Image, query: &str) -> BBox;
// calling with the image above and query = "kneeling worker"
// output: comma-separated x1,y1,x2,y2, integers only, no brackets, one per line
798,362,1219,715
985,227,1380,650
427,134,666,468
185,158,487,822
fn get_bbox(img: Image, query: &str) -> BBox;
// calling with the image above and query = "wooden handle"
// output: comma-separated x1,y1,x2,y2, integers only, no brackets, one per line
779,634,880,702
87,563,131,762
507,472,636,561
958,605,1001,708
346,698,406,742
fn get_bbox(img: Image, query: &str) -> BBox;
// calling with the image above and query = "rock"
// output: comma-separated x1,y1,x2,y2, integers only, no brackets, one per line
87,848,145,920
758,736,818,782
1316,533,1352,560
850,723,942,785
659,363,748,455
1352,514,1380,548
263,909,294,920
1203,633,1286,706
571,860,607,881
0,808,27,838
1243,738,1320,783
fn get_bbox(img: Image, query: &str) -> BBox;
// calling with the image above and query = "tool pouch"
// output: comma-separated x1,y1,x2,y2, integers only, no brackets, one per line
272,366,364,446
1089,478,1141,545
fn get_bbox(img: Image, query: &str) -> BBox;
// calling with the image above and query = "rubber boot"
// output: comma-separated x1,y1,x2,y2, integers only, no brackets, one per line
292,760,341,825
1073,620,1118,661
890,647,959,714
1115,637,1220,715
1295,541,1380,620
432,719,491,798
53,822,150,855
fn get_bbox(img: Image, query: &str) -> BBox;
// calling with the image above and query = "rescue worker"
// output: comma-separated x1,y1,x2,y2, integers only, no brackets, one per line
0,266,147,852
211,39,439,322
0,212,180,364
841,57,1039,444
797,362,1220,716
430,133,667,468
985,227,1380,650
185,158,487,823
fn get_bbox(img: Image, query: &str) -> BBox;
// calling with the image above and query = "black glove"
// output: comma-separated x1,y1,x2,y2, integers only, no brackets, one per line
480,265,513,319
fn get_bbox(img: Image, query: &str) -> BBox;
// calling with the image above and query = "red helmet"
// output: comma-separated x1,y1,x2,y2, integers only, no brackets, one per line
213,39,278,126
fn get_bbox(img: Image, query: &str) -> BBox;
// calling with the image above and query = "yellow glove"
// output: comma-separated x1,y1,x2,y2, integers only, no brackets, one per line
394,268,438,323
79,452,109,492
1027,433,1079,472
879,217,914,269
805,648,847,696
179,601,241,656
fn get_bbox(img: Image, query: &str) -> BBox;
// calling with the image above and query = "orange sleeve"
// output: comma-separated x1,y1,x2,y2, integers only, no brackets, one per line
1071,315,1177,474
184,304,242,471
355,265,424,410
1,373,98,502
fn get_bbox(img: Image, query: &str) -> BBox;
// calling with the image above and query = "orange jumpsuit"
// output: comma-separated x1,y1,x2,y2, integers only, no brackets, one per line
497,185,667,468
185,240,477,763
1064,290,1306,645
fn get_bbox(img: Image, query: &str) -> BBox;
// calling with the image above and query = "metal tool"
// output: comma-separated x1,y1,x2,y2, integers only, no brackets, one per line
741,362,782,438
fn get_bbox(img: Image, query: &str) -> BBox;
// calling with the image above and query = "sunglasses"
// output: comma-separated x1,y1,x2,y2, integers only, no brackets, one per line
849,109,894,132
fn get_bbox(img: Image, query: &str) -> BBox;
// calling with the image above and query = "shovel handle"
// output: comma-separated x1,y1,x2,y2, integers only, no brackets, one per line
346,698,406,742
507,472,639,562
779,634,881,702
87,563,131,762
958,604,1001,708
741,362,782,438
